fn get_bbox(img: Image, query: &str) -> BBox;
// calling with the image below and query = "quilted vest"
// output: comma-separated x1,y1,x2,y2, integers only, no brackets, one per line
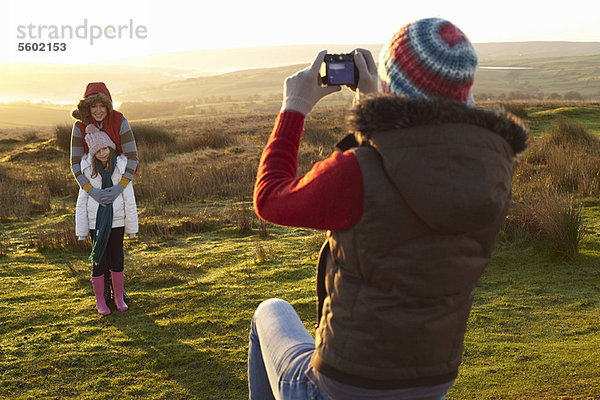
311,121,515,389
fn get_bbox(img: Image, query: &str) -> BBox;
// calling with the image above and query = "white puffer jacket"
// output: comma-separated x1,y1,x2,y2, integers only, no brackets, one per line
75,153,138,238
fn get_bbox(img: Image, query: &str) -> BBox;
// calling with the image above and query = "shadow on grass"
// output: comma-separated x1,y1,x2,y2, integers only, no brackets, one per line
108,297,247,399
41,254,248,398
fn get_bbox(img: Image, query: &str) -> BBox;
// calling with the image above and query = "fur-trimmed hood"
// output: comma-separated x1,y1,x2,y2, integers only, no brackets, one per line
348,94,528,155
347,94,528,234
71,82,114,123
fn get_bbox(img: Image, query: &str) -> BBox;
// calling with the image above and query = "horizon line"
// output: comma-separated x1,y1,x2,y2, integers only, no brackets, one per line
2,40,600,66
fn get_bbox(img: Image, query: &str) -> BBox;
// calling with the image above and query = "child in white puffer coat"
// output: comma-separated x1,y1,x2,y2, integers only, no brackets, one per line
76,125,138,315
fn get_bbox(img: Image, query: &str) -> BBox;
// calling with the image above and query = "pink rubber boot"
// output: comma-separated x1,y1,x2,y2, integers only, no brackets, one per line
111,271,128,312
90,276,111,315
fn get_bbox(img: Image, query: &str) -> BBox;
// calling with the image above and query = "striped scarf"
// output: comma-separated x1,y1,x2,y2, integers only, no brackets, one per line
89,155,117,264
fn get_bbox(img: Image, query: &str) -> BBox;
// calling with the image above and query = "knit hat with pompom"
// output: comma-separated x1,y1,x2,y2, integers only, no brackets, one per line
378,18,478,103
85,128,116,159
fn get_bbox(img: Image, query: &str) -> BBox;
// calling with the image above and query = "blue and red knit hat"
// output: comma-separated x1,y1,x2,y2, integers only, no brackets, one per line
378,18,478,103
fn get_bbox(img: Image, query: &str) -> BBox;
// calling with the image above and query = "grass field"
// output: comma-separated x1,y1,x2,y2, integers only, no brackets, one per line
1,102,600,399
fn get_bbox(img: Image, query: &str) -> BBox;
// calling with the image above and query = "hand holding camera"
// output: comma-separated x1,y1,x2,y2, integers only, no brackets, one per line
281,49,378,116
351,49,378,102
321,49,377,96
321,53,359,86
281,50,341,116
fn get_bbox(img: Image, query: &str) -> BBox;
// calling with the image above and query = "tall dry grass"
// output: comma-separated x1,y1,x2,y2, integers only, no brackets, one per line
0,162,74,220
139,213,216,240
258,220,270,238
40,165,79,197
0,238,7,257
133,123,238,163
254,243,276,265
138,205,265,240
302,123,339,148
9,108,596,260
20,131,41,143
138,142,169,163
547,119,598,147
0,179,51,219
503,192,583,259
131,124,174,147
507,119,596,258
55,121,239,164
27,220,90,252
178,131,237,150
517,119,600,197
54,124,72,152
135,159,257,203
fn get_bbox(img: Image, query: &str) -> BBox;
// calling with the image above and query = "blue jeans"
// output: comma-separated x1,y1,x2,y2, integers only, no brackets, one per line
248,298,331,400
248,299,450,400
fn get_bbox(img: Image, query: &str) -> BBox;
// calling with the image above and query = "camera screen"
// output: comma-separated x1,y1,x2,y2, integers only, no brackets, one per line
327,62,355,85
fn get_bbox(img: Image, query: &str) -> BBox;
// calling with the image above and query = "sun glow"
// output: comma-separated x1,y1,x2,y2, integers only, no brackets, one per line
2,0,599,64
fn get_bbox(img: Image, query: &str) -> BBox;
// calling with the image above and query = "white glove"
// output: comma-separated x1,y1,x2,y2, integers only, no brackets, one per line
281,50,341,115
129,233,136,239
352,48,379,104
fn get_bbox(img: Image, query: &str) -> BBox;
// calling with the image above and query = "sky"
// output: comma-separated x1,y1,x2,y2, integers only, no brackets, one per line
1,0,599,64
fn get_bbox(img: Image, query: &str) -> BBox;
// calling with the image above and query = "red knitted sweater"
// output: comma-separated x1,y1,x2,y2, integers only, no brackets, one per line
253,111,363,230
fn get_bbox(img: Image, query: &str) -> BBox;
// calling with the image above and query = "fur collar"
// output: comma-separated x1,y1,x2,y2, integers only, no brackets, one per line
347,94,528,155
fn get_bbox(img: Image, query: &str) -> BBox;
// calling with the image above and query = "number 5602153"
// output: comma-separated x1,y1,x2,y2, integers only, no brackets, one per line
17,43,67,51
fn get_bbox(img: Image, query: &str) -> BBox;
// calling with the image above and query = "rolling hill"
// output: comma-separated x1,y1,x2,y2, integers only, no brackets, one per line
2,42,599,104
0,42,598,127
115,53,600,102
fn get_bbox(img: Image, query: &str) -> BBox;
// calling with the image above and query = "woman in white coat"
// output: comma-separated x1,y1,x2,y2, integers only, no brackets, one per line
76,125,138,315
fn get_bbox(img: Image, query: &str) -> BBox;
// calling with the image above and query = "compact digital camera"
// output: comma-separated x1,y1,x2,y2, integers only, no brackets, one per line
320,53,359,86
